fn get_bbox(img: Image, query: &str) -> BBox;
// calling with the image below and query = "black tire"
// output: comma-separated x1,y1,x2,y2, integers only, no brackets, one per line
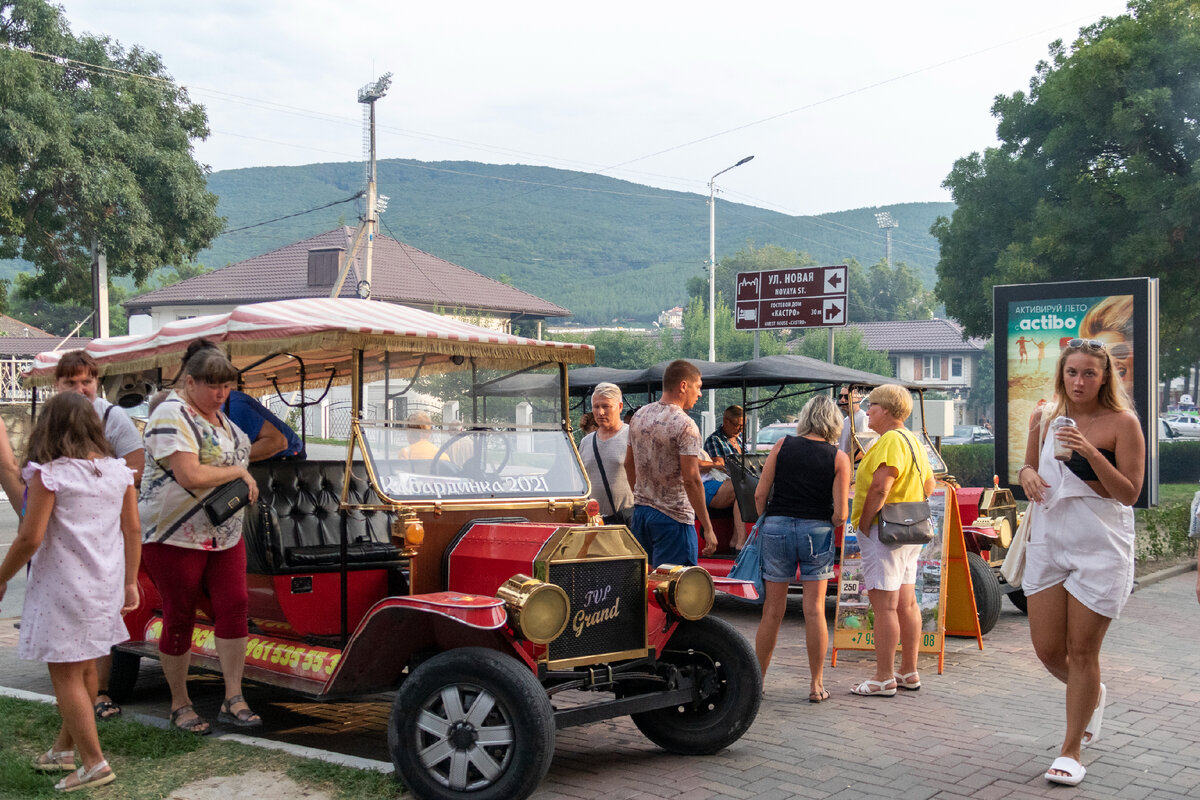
968,552,1002,635
106,649,140,704
631,616,761,755
388,648,554,800
1007,586,1029,614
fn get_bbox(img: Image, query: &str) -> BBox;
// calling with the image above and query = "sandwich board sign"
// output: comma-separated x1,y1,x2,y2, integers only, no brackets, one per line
831,483,981,674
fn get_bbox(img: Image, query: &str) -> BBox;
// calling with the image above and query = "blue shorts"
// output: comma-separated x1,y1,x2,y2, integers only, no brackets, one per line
759,516,835,583
631,505,699,568
703,479,722,505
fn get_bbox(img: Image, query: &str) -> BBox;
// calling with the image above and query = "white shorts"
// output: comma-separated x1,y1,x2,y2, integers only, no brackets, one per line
858,524,922,592
1022,496,1135,619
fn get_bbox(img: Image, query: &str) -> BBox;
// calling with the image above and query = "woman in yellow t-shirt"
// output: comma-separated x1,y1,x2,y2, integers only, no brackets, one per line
848,384,934,697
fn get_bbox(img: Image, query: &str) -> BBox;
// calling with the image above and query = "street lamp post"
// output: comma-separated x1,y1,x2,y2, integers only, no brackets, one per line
707,155,754,426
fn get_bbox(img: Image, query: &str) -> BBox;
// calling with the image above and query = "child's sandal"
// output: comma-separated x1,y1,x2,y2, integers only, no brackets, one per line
33,748,76,772
54,759,115,792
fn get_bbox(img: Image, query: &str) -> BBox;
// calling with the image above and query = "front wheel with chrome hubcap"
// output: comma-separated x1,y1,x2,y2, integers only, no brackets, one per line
389,648,554,800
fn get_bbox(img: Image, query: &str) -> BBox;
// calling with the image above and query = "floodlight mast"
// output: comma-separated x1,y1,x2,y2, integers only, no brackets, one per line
874,211,898,272
331,73,393,299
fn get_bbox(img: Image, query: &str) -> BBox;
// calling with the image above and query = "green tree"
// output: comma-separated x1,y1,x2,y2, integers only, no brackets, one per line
0,0,223,306
858,259,936,321
932,0,1200,376
791,327,892,376
554,329,669,370
677,296,788,362
153,261,212,289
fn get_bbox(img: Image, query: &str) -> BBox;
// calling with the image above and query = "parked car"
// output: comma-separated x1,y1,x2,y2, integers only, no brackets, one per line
1163,414,1200,437
24,299,762,800
1160,418,1182,441
754,421,795,451
940,424,995,445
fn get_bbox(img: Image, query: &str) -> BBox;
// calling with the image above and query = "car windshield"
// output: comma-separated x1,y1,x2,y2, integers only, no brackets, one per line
360,422,588,501
355,364,589,502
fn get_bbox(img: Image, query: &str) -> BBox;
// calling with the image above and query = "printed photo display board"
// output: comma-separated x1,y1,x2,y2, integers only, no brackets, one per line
833,486,974,673
993,278,1159,507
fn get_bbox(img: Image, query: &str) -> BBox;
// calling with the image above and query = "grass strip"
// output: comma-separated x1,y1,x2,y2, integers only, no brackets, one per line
0,696,400,799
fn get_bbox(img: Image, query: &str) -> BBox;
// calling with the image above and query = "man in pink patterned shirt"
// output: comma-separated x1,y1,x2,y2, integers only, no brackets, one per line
624,360,717,566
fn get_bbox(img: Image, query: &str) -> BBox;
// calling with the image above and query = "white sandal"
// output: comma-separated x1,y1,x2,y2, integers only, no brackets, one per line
894,671,921,691
54,760,115,793
850,678,897,697
33,748,76,772
1045,755,1085,786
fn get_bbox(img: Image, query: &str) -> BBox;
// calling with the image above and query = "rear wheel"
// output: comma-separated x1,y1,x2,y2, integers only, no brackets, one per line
631,616,761,754
388,648,554,800
968,552,1002,635
106,649,140,704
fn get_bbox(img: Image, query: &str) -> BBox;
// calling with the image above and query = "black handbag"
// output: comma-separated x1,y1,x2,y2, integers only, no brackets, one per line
200,478,251,525
876,431,934,547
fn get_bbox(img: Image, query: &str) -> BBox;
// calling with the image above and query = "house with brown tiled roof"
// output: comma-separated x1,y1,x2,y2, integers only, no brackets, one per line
849,318,988,393
0,313,90,402
786,317,990,418
124,227,571,335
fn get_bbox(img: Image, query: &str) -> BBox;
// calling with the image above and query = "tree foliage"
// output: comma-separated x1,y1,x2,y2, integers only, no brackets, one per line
688,245,934,324
932,0,1200,376
0,0,223,305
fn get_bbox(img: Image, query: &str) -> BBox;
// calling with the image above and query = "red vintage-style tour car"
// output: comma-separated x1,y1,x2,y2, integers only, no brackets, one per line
25,298,761,800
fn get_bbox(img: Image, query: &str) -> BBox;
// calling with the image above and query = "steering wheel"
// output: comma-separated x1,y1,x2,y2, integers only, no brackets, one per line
432,430,512,480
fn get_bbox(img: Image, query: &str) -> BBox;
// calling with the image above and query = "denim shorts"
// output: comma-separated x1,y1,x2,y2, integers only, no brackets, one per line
759,515,835,582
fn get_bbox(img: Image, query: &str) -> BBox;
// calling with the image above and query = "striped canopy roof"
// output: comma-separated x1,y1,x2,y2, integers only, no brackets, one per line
24,298,593,391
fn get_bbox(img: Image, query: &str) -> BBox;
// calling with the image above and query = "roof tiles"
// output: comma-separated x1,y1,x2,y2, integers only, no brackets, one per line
125,228,570,318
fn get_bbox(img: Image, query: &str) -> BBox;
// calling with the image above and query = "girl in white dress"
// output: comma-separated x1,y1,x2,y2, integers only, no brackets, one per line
0,392,141,792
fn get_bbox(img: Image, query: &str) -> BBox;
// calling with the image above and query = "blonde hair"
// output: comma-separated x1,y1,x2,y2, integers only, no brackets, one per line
866,384,912,421
794,395,843,444
1079,296,1133,341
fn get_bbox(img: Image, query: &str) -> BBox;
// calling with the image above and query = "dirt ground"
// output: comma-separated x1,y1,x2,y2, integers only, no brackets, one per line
167,771,334,799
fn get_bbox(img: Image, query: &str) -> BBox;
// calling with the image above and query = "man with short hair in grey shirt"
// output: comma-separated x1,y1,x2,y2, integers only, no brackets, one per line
579,383,634,524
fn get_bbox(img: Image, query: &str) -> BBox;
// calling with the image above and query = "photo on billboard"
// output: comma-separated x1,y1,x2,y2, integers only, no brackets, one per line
993,278,1158,508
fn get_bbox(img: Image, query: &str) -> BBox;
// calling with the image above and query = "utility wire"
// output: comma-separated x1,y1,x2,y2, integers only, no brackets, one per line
222,192,363,234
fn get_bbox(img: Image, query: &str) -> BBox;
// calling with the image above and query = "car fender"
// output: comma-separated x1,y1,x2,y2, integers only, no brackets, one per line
322,592,534,697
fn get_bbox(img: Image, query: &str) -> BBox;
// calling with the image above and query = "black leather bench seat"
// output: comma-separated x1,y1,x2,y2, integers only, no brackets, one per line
243,460,403,574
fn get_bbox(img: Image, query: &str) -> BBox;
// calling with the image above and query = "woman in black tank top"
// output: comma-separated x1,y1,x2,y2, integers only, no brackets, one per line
752,395,851,703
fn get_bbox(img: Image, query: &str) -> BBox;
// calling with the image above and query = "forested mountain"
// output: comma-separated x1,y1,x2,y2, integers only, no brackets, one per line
3,159,951,325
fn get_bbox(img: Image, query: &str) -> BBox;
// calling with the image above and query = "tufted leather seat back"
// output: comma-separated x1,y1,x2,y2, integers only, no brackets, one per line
244,460,400,573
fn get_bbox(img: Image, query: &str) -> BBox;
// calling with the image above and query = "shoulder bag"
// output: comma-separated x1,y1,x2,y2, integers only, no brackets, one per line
727,515,765,605
1000,503,1034,587
876,430,935,547
150,399,251,539
591,434,633,526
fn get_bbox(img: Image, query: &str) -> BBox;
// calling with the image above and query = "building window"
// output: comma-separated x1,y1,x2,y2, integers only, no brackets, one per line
888,356,898,377
950,357,963,378
922,355,941,379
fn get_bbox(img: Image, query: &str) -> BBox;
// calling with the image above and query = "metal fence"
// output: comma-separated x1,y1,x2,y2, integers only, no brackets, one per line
0,358,32,403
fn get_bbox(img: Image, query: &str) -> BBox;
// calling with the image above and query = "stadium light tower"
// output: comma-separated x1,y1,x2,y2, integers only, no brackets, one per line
875,211,898,271
331,73,393,299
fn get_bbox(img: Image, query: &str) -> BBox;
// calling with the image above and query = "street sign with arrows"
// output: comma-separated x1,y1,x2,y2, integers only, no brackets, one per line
734,265,849,330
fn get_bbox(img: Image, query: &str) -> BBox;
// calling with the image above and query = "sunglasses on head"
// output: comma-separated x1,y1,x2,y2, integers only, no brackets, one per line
1067,338,1106,352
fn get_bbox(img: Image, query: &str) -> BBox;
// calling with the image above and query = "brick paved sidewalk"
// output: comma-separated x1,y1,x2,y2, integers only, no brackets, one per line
3,569,1198,799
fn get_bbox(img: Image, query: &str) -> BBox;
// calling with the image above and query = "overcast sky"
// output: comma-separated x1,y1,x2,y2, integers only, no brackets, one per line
59,0,1130,217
